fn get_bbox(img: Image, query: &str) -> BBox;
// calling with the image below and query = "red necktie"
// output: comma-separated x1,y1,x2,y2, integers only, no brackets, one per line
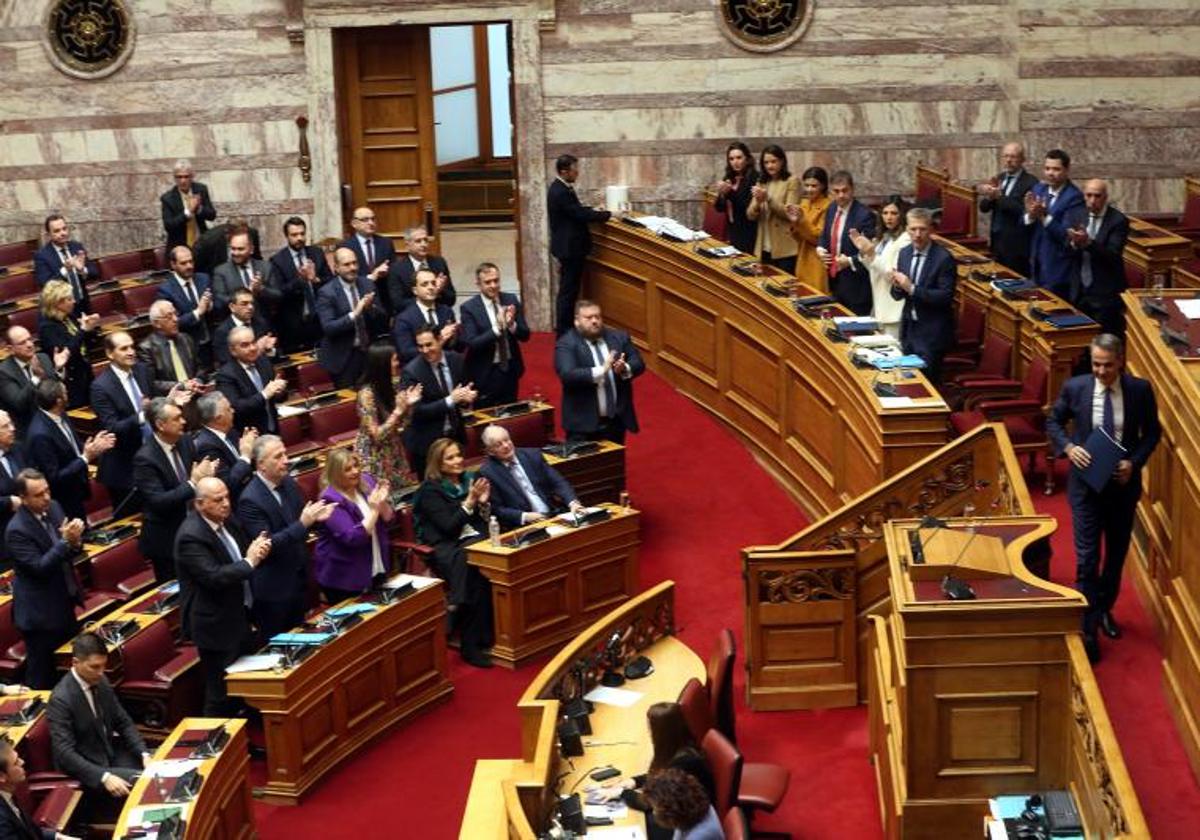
829,209,844,278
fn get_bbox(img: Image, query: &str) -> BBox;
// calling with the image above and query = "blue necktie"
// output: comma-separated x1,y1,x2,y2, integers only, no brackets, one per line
218,526,253,608
1102,387,1115,437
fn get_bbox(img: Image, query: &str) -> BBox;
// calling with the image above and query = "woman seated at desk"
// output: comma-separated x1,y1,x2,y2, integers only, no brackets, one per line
853,195,911,339
643,769,723,840
786,166,832,293
38,279,100,409
313,448,393,605
599,702,715,840
713,141,758,256
746,145,800,274
412,437,495,669
355,343,422,506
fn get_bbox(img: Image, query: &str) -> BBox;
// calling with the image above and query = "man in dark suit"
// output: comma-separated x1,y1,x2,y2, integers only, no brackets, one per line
269,217,332,353
133,398,218,582
385,225,456,315
548,154,612,335
90,331,168,514
216,325,286,435
193,392,256,502
819,170,877,316
888,208,959,384
33,214,95,316
212,288,276,367
192,218,263,277
0,326,65,435
0,410,27,571
479,425,582,529
392,267,459,363
156,245,214,367
161,160,216,252
1047,334,1161,663
401,325,477,478
1024,148,1085,296
554,300,645,444
236,436,334,639
978,142,1038,277
0,738,68,840
460,262,530,408
26,380,114,523
1065,179,1131,338
341,206,394,316
175,476,270,716
139,300,202,391
211,231,278,321
5,469,84,689
317,247,386,388
48,632,149,802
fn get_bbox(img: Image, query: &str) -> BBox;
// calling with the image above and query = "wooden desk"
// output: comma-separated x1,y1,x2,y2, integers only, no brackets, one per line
467,503,640,668
225,577,452,804
587,218,950,515
1121,289,1200,783
1125,216,1194,287
56,580,182,672
0,691,51,746
544,439,626,506
868,518,1146,839
459,582,700,839
112,718,255,840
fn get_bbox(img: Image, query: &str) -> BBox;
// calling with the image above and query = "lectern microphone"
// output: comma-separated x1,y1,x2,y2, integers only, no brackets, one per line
941,526,980,601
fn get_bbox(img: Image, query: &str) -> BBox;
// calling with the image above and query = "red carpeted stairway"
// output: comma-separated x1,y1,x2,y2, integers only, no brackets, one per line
253,334,1198,838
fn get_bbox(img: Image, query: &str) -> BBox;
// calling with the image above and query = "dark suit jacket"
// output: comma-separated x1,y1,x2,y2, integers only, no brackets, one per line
460,292,530,386
979,169,1038,273
236,474,310,605
215,356,281,435
137,331,198,392
0,793,55,839
192,223,263,277
316,278,386,379
48,670,146,789
392,301,458,363
1026,180,1085,294
0,354,60,434
33,241,96,314
0,446,27,565
268,245,332,349
155,271,213,348
6,502,80,634
1065,204,1131,305
193,427,252,501
161,182,216,252
713,172,759,255
385,254,456,314
340,234,396,314
25,411,90,521
890,242,958,358
174,511,252,650
479,449,577,529
212,314,271,367
90,363,156,490
554,328,645,436
548,179,611,260
1047,373,1161,484
133,436,198,562
37,316,93,409
401,351,469,459
819,200,877,315
211,258,278,321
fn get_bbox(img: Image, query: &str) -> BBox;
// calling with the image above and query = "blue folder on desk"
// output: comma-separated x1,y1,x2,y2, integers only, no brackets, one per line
269,632,335,646
1078,428,1126,492
1046,313,1096,328
872,354,927,370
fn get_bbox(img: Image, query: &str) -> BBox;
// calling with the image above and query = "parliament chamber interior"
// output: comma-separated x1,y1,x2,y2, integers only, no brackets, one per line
1,1,1199,838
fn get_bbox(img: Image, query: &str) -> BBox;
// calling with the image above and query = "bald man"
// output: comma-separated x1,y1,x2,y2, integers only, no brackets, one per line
978,141,1038,276
1065,179,1130,337
340,205,395,312
316,247,386,387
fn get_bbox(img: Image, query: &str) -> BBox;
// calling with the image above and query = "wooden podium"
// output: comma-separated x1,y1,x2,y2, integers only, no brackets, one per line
869,518,1147,839
467,503,640,668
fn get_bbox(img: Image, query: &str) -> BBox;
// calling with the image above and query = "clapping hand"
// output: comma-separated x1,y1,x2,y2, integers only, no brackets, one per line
400,383,423,407
189,457,219,482
890,269,913,294
611,352,629,377
80,313,101,331
848,228,874,256
1024,191,1047,219
784,204,800,223
717,180,734,197
369,260,390,281
467,477,490,506
246,532,272,566
300,500,336,527
751,184,767,203
53,346,70,369
368,482,391,510
450,382,478,406
60,517,85,546
83,431,116,461
238,427,259,456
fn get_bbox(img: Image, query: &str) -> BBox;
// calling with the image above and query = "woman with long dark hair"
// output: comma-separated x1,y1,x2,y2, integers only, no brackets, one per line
713,141,758,255
787,165,832,291
355,342,422,505
747,144,800,272
852,195,911,338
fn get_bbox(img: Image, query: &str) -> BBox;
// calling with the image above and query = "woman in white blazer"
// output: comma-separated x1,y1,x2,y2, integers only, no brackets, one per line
852,196,911,339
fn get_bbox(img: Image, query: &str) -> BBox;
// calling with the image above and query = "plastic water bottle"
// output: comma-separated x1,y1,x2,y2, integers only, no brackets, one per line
488,516,501,547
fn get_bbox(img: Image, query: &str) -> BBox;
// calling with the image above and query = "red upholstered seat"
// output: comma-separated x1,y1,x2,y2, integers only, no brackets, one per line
116,620,203,731
6,308,38,334
31,783,81,833
120,282,161,315
90,539,155,600
706,629,736,746
97,250,148,282
294,468,321,503
700,729,742,817
677,677,712,745
722,807,749,840
279,414,306,449
295,361,333,393
0,239,35,268
88,289,122,317
738,761,791,813
152,246,167,270
21,716,75,788
0,272,37,299
309,401,358,445
702,202,730,243
84,479,112,524
464,407,553,457
0,600,23,679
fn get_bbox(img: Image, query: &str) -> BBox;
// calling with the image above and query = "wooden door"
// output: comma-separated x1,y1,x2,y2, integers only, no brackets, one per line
335,26,437,248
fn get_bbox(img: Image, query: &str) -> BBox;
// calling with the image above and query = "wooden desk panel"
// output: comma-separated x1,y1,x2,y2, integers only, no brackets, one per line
544,440,626,506
225,580,452,804
468,505,640,668
1125,216,1194,287
587,220,950,515
112,718,255,840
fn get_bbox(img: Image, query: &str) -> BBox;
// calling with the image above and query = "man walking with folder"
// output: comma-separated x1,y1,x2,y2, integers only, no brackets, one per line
1047,334,1161,663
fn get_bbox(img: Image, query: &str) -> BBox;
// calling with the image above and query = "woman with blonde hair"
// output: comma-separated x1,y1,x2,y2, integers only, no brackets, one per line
38,279,100,408
312,447,393,605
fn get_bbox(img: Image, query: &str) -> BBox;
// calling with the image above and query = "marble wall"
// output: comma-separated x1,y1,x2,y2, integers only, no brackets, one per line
1,0,1196,325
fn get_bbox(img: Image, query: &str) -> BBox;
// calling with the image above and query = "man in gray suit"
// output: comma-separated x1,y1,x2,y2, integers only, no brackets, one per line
211,230,279,320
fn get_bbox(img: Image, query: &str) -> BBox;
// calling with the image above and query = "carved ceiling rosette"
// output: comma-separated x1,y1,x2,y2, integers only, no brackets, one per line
44,0,136,80
718,0,815,53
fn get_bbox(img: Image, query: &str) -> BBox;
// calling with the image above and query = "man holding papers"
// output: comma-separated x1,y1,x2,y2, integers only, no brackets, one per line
1047,334,1161,663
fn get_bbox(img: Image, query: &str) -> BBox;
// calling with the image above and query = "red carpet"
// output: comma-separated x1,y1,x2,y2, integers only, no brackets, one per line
252,335,1198,838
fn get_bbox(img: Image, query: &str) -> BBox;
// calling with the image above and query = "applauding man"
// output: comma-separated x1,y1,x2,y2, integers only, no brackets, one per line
555,301,644,444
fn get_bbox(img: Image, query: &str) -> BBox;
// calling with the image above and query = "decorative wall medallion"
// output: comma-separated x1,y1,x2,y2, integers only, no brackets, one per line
719,0,814,53
44,0,136,80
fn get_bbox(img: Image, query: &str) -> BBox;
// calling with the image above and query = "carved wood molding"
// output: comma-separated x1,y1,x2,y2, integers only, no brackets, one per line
1071,672,1130,836
296,115,312,183
760,568,855,603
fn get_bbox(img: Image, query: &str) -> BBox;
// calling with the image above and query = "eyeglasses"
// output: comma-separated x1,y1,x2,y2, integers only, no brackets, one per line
354,215,376,222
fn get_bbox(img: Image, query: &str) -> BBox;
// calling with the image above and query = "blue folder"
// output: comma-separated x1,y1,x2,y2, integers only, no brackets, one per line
1078,428,1127,492
1046,313,1096,329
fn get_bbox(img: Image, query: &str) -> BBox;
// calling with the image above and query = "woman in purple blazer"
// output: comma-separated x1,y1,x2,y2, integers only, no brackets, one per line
313,448,393,604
